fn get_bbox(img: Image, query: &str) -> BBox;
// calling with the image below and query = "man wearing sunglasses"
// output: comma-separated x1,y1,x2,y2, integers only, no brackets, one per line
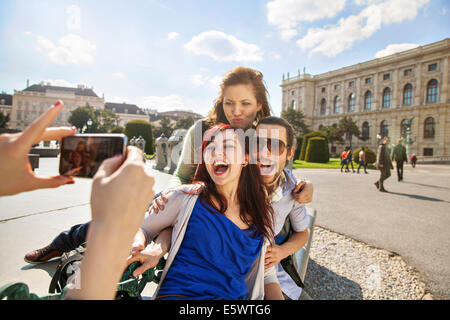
255,116,312,300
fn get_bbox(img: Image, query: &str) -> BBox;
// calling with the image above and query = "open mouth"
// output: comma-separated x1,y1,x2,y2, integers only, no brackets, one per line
259,161,276,175
213,161,229,176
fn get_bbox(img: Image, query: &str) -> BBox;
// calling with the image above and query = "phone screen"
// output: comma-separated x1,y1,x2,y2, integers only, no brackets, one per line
59,134,127,178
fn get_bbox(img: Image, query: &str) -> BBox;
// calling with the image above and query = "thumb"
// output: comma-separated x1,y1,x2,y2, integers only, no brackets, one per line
94,154,124,179
131,243,145,256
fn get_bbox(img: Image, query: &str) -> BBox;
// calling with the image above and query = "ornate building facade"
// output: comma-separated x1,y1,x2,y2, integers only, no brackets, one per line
281,38,450,158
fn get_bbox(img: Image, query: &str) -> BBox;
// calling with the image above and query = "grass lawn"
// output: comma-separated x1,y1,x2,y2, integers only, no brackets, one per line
293,158,376,170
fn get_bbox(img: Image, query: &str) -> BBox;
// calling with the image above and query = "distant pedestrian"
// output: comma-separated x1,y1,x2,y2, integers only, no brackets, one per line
340,148,348,172
346,147,355,173
375,136,393,192
357,147,368,174
410,153,417,168
392,139,407,181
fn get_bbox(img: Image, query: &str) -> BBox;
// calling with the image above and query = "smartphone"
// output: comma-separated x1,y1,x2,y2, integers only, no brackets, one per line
59,134,128,178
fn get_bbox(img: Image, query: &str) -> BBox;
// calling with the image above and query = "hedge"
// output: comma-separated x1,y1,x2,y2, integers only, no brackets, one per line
353,147,376,164
305,137,330,163
294,136,303,160
299,131,326,160
124,120,154,154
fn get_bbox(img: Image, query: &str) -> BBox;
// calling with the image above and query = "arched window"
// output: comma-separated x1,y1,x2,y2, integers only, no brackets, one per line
364,91,372,110
348,93,355,112
333,96,340,113
401,119,410,138
382,87,391,108
427,79,439,103
291,100,296,109
424,117,435,138
362,121,370,140
320,99,326,115
403,83,413,105
380,120,389,138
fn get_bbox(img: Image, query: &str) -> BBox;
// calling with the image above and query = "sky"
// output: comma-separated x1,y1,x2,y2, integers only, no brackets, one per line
0,0,449,117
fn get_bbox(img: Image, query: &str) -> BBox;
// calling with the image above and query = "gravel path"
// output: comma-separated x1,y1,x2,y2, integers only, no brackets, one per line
304,226,433,300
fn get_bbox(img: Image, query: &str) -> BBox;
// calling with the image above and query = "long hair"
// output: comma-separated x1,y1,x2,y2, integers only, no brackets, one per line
206,66,272,127
190,124,274,241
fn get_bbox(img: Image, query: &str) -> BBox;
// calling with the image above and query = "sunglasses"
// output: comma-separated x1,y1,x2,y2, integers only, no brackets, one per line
256,137,288,155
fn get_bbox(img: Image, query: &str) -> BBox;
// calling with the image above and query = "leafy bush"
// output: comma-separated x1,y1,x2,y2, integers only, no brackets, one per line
124,120,154,154
111,126,125,133
353,147,376,164
299,131,326,160
294,136,303,160
305,137,330,163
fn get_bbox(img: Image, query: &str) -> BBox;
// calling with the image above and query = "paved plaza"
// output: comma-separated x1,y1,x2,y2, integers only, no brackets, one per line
0,158,449,299
292,164,450,299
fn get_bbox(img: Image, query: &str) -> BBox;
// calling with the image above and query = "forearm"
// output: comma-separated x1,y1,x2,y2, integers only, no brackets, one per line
150,227,172,258
264,282,284,300
279,230,309,259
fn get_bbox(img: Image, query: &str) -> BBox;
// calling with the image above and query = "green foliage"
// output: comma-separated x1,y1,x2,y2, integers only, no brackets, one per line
305,137,330,163
125,120,154,154
299,130,326,160
281,107,309,136
353,147,376,164
294,136,303,160
111,126,125,133
153,117,174,138
0,111,10,128
175,116,195,130
337,116,361,147
68,106,96,132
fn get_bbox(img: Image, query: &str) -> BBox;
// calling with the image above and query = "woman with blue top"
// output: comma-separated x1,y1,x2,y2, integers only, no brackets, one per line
132,124,282,300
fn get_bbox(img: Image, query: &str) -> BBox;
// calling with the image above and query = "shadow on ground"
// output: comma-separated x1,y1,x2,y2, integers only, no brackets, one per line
304,259,363,300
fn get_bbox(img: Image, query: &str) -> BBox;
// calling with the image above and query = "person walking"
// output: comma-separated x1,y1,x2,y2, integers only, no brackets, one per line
410,153,417,168
392,139,407,181
375,136,393,192
345,147,355,173
357,147,368,174
340,148,348,172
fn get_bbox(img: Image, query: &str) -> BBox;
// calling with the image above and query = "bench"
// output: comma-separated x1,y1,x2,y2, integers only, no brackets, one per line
28,154,39,172
294,206,316,284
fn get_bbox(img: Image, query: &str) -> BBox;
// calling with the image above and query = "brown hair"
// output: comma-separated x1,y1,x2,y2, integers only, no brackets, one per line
191,124,274,241
206,66,272,127
257,116,295,149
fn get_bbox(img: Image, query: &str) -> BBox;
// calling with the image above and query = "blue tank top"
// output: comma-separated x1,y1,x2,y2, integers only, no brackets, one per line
157,198,263,300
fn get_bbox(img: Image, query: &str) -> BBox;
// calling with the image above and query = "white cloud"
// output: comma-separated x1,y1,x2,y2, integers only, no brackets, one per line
35,33,96,65
111,72,126,80
296,0,429,57
141,94,186,112
375,43,419,58
24,31,33,36
41,79,78,87
267,0,347,40
190,74,206,87
190,74,222,88
184,30,263,62
167,32,180,40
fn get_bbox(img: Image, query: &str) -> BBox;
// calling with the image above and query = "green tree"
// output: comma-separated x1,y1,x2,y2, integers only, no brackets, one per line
95,109,119,132
0,111,10,128
68,106,97,132
337,116,361,148
175,116,195,130
320,124,344,152
281,107,309,136
153,117,174,138
124,120,154,154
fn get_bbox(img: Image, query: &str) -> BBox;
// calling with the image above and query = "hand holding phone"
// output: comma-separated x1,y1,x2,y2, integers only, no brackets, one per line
59,134,128,178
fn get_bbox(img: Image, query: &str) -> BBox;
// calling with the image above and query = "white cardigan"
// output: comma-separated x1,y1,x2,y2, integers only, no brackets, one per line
140,184,279,300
